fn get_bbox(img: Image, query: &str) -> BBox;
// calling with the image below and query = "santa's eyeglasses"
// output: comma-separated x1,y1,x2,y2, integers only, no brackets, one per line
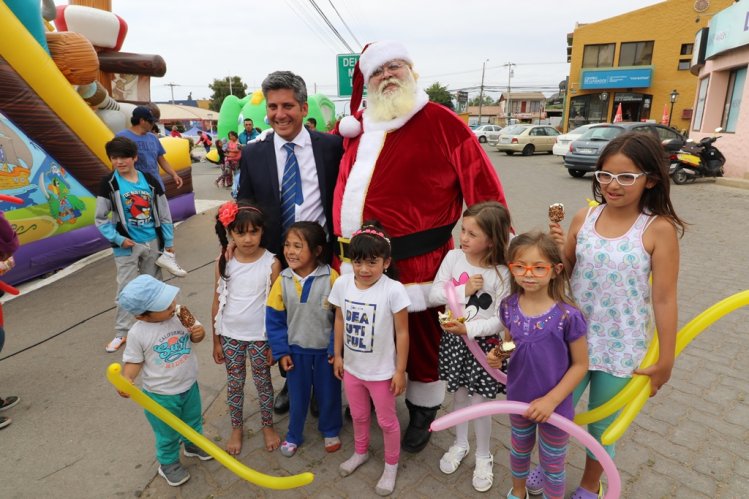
371,62,406,78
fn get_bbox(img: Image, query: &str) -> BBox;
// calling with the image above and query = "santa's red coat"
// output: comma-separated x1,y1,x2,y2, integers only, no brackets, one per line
333,96,507,383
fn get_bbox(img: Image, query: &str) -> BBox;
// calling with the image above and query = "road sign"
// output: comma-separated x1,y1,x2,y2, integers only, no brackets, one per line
457,91,468,104
337,53,363,97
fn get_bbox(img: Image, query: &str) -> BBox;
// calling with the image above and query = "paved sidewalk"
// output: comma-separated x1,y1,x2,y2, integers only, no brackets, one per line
140,159,749,498
1,157,747,498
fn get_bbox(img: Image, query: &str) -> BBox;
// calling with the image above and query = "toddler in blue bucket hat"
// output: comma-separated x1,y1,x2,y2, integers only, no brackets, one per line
116,275,213,487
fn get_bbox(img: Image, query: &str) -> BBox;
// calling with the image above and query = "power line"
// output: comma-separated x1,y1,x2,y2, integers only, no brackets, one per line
338,0,366,37
284,0,341,54
327,0,362,50
307,0,354,53
422,61,568,80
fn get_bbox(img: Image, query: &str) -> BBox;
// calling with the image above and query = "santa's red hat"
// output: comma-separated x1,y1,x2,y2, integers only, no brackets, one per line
340,41,413,138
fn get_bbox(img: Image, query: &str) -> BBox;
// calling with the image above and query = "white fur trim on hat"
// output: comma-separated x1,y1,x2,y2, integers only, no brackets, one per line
360,41,413,81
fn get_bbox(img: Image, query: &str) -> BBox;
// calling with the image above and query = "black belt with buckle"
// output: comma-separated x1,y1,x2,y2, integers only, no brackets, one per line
337,223,454,262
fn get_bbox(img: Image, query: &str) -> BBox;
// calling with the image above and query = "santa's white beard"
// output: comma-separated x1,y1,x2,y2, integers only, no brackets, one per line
367,75,418,122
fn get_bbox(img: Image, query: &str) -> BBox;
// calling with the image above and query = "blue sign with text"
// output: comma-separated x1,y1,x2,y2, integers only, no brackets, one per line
580,68,653,89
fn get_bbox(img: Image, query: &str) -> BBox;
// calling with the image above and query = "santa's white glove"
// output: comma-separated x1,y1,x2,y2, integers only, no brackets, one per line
250,128,273,143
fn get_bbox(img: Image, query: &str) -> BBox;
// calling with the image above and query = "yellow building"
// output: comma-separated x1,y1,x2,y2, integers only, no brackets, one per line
564,0,733,132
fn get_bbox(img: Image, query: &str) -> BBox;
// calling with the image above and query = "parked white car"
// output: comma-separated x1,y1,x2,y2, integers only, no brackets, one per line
552,124,598,157
472,124,503,144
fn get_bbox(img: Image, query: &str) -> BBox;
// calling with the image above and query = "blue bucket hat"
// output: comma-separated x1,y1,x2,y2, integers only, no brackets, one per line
117,275,179,316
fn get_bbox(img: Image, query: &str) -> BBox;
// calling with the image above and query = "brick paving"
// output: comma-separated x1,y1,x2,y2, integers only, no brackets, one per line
142,153,749,498
2,154,747,498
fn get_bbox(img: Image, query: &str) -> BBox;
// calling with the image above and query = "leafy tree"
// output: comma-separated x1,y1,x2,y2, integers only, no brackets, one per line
468,94,494,106
208,76,248,111
425,82,454,110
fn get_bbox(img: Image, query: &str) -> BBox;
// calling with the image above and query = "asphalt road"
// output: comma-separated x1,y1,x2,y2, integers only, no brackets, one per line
1,148,747,498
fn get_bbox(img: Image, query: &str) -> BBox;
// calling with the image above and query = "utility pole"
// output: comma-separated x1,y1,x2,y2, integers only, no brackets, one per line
166,82,177,104
228,75,233,96
505,62,515,126
478,59,489,125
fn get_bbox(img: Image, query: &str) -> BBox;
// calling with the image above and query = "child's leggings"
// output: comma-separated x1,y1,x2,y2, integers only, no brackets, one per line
221,337,274,428
573,370,631,459
452,387,492,458
343,371,400,465
143,382,202,465
509,414,569,499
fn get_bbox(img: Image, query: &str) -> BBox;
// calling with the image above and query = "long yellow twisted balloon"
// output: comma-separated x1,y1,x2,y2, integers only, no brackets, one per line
106,363,314,490
595,290,749,445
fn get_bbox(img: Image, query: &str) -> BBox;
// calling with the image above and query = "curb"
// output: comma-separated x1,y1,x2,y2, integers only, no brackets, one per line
715,177,749,190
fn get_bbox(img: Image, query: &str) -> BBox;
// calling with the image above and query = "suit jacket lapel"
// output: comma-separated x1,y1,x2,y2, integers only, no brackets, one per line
263,133,280,203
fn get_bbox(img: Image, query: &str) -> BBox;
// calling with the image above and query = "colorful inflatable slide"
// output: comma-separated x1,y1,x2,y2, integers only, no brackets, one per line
0,1,194,285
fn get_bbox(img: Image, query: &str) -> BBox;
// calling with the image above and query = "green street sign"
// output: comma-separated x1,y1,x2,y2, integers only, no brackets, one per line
337,53,364,97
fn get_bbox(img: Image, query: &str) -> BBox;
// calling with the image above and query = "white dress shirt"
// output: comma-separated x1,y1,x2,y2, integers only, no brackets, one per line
273,128,326,231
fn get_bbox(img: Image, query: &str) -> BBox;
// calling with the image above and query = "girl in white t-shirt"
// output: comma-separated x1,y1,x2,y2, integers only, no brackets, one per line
212,200,281,455
330,222,410,497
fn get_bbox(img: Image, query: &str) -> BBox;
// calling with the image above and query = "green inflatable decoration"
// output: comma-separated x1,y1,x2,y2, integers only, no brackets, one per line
217,90,337,140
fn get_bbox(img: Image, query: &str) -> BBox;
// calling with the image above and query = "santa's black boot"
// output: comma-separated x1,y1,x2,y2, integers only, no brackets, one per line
401,399,440,453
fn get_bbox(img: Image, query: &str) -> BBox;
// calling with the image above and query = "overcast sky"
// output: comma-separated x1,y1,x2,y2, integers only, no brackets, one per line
112,0,662,105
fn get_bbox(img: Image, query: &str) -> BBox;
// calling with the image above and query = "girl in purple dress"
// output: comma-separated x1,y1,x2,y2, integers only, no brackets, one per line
488,231,588,499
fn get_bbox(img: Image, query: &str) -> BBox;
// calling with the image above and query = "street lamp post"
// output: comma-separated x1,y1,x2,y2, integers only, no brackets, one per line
478,59,489,125
668,89,679,127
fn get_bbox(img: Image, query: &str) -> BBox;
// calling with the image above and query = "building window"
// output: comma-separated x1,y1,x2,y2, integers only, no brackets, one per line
680,43,694,56
693,77,709,131
619,41,654,66
568,94,608,129
678,60,691,71
582,44,615,68
722,66,747,133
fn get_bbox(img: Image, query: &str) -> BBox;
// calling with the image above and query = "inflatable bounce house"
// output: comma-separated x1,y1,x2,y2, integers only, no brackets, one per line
0,0,194,285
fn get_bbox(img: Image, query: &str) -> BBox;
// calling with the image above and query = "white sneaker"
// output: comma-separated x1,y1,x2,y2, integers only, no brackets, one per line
439,444,469,474
472,454,494,492
105,336,126,353
156,251,187,277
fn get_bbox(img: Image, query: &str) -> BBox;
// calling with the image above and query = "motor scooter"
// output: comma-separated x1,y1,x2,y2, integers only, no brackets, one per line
669,128,726,184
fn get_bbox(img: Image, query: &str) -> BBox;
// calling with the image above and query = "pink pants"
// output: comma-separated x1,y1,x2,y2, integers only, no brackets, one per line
343,371,400,465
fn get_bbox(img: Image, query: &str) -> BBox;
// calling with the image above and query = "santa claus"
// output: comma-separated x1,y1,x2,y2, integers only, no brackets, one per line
333,41,509,452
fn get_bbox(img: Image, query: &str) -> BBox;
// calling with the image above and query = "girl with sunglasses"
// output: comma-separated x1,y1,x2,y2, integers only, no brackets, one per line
488,231,588,499
549,132,685,498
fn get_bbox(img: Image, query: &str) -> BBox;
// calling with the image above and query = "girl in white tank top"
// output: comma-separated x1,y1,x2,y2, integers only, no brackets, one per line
549,132,685,498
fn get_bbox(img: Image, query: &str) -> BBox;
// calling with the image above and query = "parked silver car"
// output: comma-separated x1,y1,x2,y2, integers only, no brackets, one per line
472,124,503,144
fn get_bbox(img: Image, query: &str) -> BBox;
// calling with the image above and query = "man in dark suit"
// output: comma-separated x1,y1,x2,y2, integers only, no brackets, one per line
237,71,343,415
237,71,342,261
